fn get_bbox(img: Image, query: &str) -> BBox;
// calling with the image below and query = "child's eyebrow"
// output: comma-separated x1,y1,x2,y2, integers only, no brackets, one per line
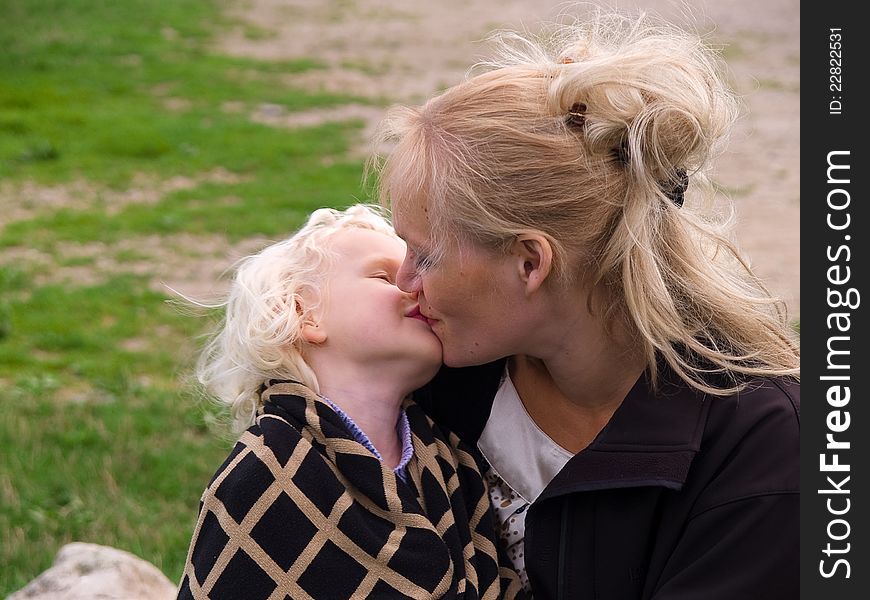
362,256,401,272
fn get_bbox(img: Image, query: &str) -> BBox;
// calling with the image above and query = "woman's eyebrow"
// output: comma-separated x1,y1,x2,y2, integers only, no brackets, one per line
391,217,422,247
395,231,425,253
391,218,428,254
393,226,413,245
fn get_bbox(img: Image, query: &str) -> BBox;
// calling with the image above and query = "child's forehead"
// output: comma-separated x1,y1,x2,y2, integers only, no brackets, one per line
326,227,405,263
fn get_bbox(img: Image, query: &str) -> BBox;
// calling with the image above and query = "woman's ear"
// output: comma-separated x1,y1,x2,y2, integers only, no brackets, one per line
511,233,554,295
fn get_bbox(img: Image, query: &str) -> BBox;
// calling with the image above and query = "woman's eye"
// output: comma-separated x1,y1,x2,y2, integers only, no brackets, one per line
409,248,430,269
405,245,435,274
414,253,434,270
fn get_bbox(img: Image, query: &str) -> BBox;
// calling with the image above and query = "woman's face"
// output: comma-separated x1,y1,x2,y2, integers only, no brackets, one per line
393,199,530,367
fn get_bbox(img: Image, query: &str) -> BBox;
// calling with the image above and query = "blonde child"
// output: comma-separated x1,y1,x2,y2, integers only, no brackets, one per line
176,205,524,600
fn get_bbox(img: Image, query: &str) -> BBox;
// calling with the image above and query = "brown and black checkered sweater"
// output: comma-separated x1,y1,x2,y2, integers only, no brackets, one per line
177,380,526,600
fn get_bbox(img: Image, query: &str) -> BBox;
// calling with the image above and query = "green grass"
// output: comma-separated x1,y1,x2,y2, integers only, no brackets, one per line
756,77,800,93
0,266,238,590
1,142,366,250
0,270,230,586
0,0,372,594
0,0,355,186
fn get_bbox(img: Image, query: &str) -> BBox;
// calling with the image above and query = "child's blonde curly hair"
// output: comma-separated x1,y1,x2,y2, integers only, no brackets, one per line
196,204,397,431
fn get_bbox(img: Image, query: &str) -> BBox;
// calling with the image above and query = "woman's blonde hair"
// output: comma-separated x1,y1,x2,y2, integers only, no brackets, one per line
195,204,397,431
370,12,799,395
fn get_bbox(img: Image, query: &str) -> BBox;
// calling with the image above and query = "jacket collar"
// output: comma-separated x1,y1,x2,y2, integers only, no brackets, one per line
420,358,711,499
537,366,710,501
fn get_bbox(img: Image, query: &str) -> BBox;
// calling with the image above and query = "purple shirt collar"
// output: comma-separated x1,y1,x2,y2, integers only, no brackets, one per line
320,396,414,481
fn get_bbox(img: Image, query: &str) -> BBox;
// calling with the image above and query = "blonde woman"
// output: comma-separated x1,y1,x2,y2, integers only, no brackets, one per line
371,13,800,600
177,205,525,599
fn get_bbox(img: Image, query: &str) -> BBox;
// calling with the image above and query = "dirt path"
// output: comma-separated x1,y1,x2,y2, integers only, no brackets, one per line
220,0,801,317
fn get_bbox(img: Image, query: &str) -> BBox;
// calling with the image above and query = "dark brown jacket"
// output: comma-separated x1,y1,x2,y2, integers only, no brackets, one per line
416,360,800,599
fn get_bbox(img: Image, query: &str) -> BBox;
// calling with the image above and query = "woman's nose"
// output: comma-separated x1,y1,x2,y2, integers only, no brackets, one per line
396,256,422,293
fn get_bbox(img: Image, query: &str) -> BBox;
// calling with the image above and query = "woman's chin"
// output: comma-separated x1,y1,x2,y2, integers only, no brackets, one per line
441,344,509,369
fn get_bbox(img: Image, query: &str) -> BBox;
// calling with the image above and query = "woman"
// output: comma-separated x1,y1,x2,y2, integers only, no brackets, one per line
370,13,800,600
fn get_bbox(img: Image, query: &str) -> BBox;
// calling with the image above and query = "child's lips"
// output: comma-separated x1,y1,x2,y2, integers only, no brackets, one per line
407,305,433,325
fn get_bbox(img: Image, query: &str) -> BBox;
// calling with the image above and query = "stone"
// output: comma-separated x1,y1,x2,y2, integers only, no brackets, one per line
7,542,176,600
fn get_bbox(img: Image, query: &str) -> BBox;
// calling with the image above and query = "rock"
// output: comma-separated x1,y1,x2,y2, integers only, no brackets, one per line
7,542,176,600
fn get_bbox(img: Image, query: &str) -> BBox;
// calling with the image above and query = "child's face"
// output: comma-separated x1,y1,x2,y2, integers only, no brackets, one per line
311,227,443,384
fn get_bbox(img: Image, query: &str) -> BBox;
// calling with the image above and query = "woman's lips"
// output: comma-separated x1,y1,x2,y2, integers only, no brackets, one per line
407,305,430,324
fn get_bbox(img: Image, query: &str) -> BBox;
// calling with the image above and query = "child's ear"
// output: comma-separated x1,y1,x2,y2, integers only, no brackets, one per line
293,293,327,345
301,319,327,344
511,232,553,295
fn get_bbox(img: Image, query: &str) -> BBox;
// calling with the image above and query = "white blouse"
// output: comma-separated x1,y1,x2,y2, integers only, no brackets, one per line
477,367,574,593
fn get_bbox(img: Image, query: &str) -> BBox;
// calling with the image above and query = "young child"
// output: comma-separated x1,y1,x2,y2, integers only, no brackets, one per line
176,205,524,600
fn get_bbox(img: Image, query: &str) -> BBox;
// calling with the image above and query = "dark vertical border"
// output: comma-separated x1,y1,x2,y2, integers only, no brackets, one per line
801,2,869,597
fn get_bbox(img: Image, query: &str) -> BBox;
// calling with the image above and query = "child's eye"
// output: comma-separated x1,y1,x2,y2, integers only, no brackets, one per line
373,273,393,282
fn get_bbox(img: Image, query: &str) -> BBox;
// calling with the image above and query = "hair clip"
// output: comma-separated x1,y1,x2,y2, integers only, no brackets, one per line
614,138,630,165
664,168,689,208
566,102,587,127
613,142,688,208
560,57,575,64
